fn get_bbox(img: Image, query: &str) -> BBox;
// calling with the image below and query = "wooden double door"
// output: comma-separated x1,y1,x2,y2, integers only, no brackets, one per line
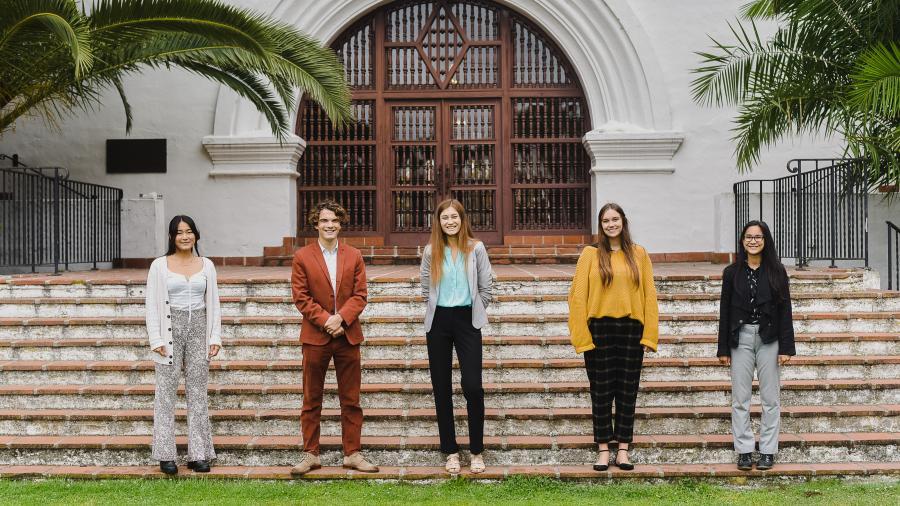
385,99,502,246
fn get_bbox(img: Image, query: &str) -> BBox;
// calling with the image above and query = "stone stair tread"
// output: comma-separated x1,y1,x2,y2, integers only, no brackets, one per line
1,378,897,396
1,404,895,421
0,432,897,450
2,311,898,326
3,266,872,286
1,333,896,348
1,462,898,479
1,354,898,372
3,290,897,305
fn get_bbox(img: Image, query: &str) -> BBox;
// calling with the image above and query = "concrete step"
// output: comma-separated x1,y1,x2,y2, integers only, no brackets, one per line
0,379,896,410
2,462,898,480
0,432,895,466
0,356,896,385
1,334,896,361
1,312,896,339
2,292,898,318
0,270,875,299
1,405,895,437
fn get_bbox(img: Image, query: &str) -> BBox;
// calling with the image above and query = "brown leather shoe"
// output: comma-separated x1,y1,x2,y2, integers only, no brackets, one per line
343,452,379,472
290,452,321,475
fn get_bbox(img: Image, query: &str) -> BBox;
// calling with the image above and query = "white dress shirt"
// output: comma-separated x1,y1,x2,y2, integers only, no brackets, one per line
320,241,338,314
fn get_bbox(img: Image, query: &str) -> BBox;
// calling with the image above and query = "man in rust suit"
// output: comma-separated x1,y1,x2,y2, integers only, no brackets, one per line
290,200,377,474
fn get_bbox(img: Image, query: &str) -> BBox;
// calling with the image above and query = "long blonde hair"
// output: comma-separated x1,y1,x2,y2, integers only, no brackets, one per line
429,199,476,286
595,203,640,287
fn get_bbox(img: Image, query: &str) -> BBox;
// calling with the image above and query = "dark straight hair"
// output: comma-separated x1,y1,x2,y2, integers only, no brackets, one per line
733,220,789,300
165,215,201,256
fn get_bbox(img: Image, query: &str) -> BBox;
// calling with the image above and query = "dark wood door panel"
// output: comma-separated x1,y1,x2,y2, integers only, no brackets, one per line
298,1,592,245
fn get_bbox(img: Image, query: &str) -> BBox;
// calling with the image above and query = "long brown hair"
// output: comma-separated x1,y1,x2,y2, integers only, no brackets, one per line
595,202,641,287
429,199,476,286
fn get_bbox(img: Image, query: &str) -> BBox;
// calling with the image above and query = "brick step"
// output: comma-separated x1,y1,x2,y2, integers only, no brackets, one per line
265,254,584,267
0,355,896,384
3,291,897,318
2,405,895,437
263,255,581,266
2,462,899,480
1,379,896,409
0,432,896,466
262,250,584,267
2,334,895,361
0,269,873,299
2,312,896,339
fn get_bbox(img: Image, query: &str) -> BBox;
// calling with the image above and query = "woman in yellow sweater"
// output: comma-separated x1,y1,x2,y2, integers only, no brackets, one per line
568,203,659,471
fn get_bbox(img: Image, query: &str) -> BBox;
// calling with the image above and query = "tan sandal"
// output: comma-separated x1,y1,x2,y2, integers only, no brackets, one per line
445,453,460,474
470,453,485,474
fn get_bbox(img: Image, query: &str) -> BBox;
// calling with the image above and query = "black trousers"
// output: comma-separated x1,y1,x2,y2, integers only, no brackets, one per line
583,317,645,443
426,305,484,455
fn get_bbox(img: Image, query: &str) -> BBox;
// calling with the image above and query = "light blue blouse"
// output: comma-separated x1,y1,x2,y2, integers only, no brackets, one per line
436,246,472,307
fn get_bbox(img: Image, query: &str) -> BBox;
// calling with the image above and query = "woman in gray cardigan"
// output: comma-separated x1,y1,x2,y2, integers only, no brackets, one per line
145,215,222,475
420,199,493,475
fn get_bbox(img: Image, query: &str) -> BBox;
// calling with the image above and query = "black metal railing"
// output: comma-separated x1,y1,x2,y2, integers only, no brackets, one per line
0,154,123,272
888,221,899,290
734,158,868,268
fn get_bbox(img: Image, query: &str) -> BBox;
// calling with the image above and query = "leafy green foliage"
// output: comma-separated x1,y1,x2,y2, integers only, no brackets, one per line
0,0,352,138
692,0,900,190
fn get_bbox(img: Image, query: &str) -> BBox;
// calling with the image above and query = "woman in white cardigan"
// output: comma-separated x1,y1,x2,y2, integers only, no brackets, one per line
145,215,222,475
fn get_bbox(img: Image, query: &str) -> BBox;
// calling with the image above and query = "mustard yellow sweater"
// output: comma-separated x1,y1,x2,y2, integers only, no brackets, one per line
567,245,659,353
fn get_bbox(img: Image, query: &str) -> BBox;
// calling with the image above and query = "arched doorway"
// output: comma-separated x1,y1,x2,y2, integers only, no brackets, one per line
297,0,590,245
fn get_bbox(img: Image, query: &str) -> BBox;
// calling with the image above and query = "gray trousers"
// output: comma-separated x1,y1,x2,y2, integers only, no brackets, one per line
730,324,781,454
152,309,216,462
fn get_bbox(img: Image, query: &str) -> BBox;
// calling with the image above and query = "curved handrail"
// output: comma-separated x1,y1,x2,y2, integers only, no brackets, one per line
733,158,869,267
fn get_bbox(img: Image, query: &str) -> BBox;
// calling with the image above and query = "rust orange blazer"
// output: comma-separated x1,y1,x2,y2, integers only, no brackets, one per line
291,242,368,345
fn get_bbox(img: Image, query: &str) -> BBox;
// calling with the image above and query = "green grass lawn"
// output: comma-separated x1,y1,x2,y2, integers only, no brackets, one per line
0,477,898,505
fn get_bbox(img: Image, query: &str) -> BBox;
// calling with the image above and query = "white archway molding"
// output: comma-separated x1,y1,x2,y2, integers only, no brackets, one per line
211,0,677,137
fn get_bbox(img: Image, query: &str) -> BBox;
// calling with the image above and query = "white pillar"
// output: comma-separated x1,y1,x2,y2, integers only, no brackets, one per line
582,127,684,234
201,135,306,255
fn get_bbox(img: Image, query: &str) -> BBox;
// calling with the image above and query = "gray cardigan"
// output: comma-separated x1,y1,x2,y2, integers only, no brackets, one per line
420,241,494,332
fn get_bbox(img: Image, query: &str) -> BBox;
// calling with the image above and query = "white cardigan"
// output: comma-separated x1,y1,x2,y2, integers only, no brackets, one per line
145,256,223,365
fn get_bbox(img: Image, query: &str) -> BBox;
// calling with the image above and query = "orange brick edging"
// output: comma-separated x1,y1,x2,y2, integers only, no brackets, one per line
118,257,265,269
0,463,898,480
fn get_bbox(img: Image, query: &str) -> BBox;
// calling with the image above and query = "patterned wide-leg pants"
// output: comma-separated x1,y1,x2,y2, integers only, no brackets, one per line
583,316,645,444
152,308,216,462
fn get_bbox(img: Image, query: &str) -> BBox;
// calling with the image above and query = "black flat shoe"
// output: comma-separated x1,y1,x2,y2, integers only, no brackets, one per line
592,449,610,471
737,453,753,471
756,453,775,471
159,461,178,475
187,460,210,473
613,448,634,471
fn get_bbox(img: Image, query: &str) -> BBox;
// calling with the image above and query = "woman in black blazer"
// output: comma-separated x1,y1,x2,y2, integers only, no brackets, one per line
717,220,795,471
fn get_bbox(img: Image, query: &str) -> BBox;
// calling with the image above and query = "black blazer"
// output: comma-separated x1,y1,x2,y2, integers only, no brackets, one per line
717,262,796,357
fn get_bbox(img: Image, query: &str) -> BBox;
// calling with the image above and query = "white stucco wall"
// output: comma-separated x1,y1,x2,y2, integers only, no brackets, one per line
0,0,892,259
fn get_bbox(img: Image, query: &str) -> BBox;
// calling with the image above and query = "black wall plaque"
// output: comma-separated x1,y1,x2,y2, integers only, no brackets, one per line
106,139,166,173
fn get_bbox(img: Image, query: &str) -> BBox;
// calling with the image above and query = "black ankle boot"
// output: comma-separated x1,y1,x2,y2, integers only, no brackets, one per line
737,453,753,471
159,461,178,475
756,453,775,470
187,460,211,473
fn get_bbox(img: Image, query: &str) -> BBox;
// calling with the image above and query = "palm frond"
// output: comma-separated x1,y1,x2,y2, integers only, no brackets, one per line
0,0,352,138
0,0,93,78
850,42,900,118
691,18,844,107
